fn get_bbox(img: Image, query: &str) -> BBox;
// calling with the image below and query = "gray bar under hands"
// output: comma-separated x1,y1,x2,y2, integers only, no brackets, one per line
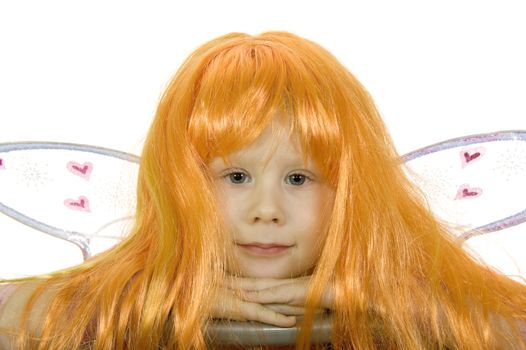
207,314,332,346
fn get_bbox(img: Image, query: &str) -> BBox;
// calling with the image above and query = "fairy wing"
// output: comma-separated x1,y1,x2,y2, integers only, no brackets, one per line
0,133,524,346
0,142,139,278
402,130,526,281
0,131,524,279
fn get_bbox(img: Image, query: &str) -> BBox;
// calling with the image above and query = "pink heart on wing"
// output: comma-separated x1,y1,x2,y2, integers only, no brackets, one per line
64,196,91,212
67,161,93,180
460,147,486,168
454,184,483,200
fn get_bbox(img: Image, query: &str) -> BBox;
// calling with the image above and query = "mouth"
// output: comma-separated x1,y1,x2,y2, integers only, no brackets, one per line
236,242,294,257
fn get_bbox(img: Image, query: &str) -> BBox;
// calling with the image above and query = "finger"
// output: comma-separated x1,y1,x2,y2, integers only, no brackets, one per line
211,289,296,327
241,301,297,327
243,284,305,306
266,304,328,316
265,304,306,315
243,281,335,310
241,277,335,310
217,300,297,327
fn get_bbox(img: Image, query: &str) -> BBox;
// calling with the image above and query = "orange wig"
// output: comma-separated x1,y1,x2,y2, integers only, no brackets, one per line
5,31,526,349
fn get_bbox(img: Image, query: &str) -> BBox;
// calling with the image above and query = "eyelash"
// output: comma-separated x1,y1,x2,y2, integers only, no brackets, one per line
222,170,313,186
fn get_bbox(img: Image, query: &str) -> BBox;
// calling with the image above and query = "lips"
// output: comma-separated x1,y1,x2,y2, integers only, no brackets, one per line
236,242,293,256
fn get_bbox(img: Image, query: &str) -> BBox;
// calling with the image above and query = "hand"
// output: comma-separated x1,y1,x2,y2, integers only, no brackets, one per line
227,276,334,317
210,282,297,328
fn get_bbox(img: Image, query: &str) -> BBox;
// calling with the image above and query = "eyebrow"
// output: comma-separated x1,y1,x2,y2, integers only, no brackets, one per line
210,157,317,174
223,154,310,165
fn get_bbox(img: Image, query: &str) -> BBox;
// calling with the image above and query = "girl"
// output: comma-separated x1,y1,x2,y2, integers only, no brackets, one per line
1,31,526,349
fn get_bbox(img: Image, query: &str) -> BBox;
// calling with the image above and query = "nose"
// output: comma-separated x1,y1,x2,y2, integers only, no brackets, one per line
246,183,285,225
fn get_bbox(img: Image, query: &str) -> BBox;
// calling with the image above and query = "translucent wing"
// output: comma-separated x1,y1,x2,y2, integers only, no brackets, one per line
0,133,524,344
1,132,524,280
0,142,139,277
402,130,526,281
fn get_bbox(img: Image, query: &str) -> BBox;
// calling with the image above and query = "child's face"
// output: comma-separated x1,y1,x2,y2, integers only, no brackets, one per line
209,122,335,279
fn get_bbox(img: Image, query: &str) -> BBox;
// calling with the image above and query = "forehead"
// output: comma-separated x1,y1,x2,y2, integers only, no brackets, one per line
209,121,314,169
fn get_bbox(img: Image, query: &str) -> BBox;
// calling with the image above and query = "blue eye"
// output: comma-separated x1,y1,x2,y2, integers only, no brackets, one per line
222,171,311,186
287,173,310,186
225,172,248,184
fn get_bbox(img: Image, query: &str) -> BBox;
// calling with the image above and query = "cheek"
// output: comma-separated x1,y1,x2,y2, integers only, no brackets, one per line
295,192,329,229
292,201,326,254
217,190,244,230
294,190,334,246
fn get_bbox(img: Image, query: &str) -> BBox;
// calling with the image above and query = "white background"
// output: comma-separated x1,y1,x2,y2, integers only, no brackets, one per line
0,0,525,279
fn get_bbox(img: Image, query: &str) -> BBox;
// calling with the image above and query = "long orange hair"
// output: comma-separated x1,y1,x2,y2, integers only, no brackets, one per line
7,31,526,349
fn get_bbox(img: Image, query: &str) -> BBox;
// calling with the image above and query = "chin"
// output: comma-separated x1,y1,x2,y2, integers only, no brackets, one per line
229,254,317,279
240,265,307,279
